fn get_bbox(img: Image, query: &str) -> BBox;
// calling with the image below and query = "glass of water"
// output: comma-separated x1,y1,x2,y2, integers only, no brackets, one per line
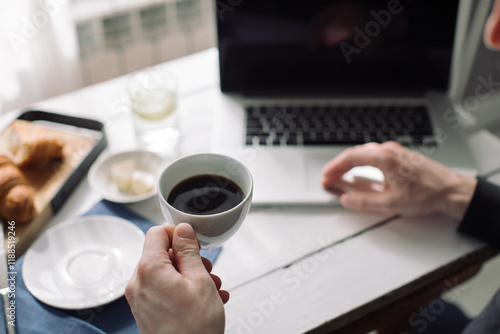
129,68,179,155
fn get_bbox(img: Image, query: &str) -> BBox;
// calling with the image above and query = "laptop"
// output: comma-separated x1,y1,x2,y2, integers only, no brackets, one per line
212,0,478,206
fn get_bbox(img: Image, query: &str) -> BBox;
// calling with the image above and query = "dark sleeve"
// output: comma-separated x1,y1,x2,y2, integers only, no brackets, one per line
457,177,500,249
462,288,500,334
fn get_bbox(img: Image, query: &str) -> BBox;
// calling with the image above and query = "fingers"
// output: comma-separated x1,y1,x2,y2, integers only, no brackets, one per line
211,273,222,290
155,224,229,303
209,268,229,304
219,290,230,304
168,249,178,271
170,253,213,275
172,223,207,279
163,224,176,243
168,233,223,292
142,226,175,264
208,263,229,304
201,257,213,273
322,142,406,189
127,225,177,302
340,191,392,213
485,0,500,49
322,143,386,187
322,183,346,197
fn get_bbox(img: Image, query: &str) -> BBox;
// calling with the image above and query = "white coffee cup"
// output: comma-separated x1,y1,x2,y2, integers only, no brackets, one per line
157,153,253,249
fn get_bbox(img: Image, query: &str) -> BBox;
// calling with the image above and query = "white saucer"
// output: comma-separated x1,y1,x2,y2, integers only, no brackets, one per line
23,215,145,310
88,150,169,203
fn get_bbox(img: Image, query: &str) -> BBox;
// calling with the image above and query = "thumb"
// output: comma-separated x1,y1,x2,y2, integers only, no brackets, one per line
340,191,389,213
172,223,206,278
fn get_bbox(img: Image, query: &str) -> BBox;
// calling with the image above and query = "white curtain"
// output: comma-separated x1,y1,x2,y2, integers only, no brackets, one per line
0,0,82,114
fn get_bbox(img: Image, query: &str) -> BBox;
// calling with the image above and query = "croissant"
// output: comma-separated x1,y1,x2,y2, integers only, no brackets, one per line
0,156,36,224
9,123,64,167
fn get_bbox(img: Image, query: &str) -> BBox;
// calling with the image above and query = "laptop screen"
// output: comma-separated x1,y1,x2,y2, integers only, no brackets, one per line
217,0,459,96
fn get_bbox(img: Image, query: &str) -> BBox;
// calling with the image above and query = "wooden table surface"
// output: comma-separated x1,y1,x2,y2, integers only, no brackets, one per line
2,48,499,334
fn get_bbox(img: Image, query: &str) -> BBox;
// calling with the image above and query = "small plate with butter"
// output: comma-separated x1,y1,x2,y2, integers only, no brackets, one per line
88,150,169,203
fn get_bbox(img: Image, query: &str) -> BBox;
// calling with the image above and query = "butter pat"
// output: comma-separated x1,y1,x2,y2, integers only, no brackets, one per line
130,170,155,195
111,159,135,191
110,158,155,195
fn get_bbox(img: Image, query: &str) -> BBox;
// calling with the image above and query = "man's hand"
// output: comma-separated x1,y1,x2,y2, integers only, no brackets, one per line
485,0,500,49
126,223,229,334
322,141,477,219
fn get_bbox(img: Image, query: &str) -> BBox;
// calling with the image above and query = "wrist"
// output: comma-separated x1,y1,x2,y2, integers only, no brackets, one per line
440,174,477,220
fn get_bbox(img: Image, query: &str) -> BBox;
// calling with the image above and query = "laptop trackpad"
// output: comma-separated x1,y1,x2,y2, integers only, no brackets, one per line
305,157,332,191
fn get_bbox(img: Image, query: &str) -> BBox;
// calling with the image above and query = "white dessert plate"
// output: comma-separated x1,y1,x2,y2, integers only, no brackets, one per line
88,150,168,203
22,215,145,310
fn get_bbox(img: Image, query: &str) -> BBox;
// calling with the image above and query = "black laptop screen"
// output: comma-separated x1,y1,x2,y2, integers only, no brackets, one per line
217,0,459,96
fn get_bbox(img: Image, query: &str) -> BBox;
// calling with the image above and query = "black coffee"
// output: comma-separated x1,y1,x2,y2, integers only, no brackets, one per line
167,174,244,215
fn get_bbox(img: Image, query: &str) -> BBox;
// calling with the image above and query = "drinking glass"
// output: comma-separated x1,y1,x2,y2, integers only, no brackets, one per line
129,69,179,155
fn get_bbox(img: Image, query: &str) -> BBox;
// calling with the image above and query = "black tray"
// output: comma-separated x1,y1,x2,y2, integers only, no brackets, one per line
17,110,107,215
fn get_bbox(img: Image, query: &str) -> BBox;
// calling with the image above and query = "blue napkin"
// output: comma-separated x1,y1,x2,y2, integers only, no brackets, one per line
3,200,221,334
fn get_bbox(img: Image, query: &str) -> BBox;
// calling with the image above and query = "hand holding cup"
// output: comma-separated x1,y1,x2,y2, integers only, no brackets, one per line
157,153,253,249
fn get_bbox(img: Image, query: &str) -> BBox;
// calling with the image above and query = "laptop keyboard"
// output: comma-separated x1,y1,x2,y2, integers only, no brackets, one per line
245,104,436,147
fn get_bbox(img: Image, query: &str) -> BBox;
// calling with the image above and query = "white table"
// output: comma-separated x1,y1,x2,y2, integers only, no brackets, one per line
3,48,499,334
